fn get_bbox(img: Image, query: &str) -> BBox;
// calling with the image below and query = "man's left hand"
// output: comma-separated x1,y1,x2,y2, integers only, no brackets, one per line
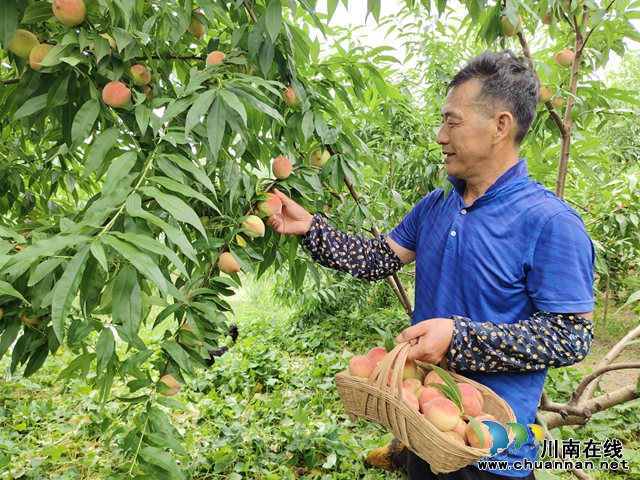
396,318,455,363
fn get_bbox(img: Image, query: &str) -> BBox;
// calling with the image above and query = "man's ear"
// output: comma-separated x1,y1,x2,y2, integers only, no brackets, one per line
493,111,514,145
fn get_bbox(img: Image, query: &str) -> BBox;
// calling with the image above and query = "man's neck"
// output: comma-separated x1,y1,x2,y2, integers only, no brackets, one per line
462,154,519,206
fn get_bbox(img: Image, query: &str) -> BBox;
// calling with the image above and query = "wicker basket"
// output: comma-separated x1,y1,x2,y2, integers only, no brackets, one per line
334,342,517,474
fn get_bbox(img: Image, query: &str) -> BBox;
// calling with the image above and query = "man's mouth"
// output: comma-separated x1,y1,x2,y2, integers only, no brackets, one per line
443,152,455,161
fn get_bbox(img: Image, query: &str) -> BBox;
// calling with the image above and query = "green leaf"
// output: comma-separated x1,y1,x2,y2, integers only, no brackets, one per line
156,396,190,412
136,104,151,137
161,154,217,196
0,0,18,54
103,151,137,194
163,340,195,376
219,89,247,126
145,431,187,456
96,328,115,374
147,176,217,211
24,344,49,377
112,265,142,342
1,234,88,275
51,245,92,343
101,235,168,298
71,99,100,148
112,231,189,278
119,349,154,374
265,0,283,43
428,364,463,409
125,194,199,264
37,43,75,67
47,72,72,109
82,127,121,180
0,318,22,359
22,1,55,24
0,280,27,302
13,93,48,121
139,447,185,479
138,186,208,240
465,414,485,449
185,90,216,138
90,239,109,272
206,96,226,160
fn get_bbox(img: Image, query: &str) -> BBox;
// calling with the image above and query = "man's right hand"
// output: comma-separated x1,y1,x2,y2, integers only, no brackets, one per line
265,189,314,235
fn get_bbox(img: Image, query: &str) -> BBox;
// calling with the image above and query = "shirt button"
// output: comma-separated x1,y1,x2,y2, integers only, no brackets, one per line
451,231,457,237
461,209,467,214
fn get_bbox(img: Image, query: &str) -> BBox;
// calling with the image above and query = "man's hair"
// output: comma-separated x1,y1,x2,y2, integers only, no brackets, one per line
447,50,539,144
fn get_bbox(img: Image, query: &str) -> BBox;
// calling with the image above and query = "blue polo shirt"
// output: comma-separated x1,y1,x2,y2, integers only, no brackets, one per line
389,159,594,475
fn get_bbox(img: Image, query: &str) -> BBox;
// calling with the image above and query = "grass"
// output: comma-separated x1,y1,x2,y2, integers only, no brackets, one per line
0,276,638,479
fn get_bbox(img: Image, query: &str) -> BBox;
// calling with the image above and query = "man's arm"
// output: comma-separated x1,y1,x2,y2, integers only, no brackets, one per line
397,311,594,373
266,189,413,279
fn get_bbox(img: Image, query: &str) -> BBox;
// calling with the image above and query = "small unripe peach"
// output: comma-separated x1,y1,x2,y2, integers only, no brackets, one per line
188,14,206,40
158,374,182,396
542,12,553,25
309,148,331,167
501,15,523,37
29,44,53,71
8,30,40,59
348,355,377,378
257,193,282,216
367,346,388,363
206,51,226,66
555,49,574,68
141,84,154,101
102,82,131,108
52,0,86,27
552,96,564,108
131,64,151,87
218,252,240,274
423,398,462,432
282,85,301,107
241,215,265,238
272,155,293,179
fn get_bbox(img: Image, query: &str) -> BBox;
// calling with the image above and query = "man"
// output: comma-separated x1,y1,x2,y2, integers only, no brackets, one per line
267,50,595,479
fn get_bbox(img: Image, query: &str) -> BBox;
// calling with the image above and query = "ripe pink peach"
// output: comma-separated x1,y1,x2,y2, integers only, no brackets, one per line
102,82,131,108
452,419,468,443
257,193,282,216
282,85,300,107
458,383,484,417
424,369,447,387
241,215,265,238
272,155,293,180
444,430,466,446
348,355,377,378
367,346,388,363
555,49,574,68
402,388,420,411
131,64,151,86
422,398,461,432
206,50,225,66
419,386,446,411
466,421,493,449
402,378,423,395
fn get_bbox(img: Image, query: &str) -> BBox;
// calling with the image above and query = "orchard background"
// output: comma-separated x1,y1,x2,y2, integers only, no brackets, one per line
1,0,640,478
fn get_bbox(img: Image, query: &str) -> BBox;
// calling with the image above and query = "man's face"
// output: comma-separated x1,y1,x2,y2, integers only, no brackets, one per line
436,79,497,180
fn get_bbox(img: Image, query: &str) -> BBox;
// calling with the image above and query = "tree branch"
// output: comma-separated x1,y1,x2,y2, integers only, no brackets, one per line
243,1,258,23
2,78,20,85
569,362,640,405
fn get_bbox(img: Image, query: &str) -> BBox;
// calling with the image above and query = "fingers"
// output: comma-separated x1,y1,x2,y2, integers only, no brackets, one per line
273,188,297,207
396,322,429,344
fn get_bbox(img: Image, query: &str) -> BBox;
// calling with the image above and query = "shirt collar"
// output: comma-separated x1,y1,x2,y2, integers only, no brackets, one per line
447,158,529,197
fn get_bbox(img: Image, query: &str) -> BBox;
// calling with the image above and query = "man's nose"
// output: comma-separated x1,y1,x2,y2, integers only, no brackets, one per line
436,124,448,145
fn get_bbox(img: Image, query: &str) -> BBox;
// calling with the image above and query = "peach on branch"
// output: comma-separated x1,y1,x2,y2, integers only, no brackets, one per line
367,346,388,363
188,14,206,40
552,96,565,108
563,0,583,13
131,64,151,87
179,323,203,347
309,147,331,167
141,84,154,101
422,398,462,432
52,0,86,27
272,155,293,179
458,383,484,417
102,82,132,108
257,193,282,216
501,15,523,37
206,50,226,66
8,30,40,59
241,215,265,238
348,355,377,378
21,311,41,326
282,85,301,107
218,252,240,274
539,86,553,103
29,44,53,71
158,374,182,396
555,50,574,68
542,12,553,25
